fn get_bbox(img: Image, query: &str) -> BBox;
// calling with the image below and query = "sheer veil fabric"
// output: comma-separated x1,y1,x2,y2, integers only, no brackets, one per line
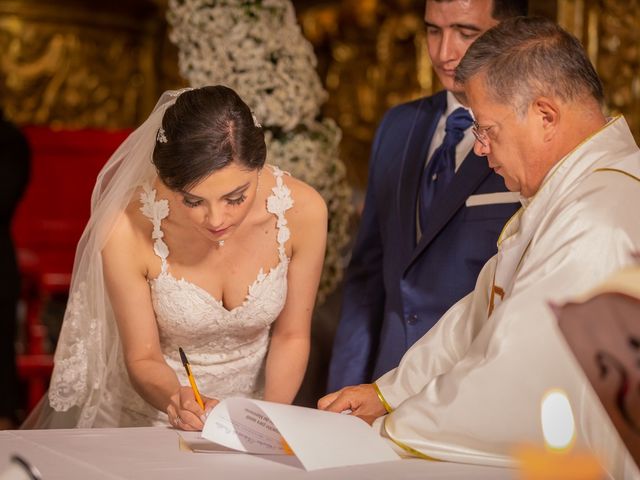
24,90,190,428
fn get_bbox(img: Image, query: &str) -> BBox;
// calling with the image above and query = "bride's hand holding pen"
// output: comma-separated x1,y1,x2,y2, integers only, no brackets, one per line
167,347,219,431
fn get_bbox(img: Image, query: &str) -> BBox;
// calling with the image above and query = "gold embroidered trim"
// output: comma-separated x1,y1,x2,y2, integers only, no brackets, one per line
382,417,441,461
488,282,505,317
373,383,393,413
497,206,523,246
497,118,625,247
534,115,622,194
488,238,531,316
594,168,640,184
502,115,623,230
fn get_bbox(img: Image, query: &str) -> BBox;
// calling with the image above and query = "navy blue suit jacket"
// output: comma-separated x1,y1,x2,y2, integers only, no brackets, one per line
328,91,520,390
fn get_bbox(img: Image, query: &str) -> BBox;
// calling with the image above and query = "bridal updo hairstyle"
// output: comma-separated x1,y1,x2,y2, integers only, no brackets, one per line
152,85,266,192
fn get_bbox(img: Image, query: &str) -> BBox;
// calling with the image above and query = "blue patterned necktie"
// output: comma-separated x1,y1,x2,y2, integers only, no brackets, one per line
418,106,473,233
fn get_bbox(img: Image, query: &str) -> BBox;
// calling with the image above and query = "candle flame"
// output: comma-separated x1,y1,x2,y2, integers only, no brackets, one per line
540,389,576,451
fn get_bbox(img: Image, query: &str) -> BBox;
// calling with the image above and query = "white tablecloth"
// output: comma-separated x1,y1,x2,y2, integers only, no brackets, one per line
0,427,516,479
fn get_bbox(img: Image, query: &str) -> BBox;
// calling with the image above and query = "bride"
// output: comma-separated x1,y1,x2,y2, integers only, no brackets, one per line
26,86,327,430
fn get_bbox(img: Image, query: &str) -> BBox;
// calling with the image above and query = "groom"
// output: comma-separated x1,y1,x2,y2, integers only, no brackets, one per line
328,0,527,390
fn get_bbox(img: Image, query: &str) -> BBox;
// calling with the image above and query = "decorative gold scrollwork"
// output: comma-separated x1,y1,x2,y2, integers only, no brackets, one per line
0,1,165,128
558,0,640,144
299,0,429,189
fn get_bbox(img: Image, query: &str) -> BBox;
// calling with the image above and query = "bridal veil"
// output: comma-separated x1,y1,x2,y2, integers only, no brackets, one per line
24,89,190,428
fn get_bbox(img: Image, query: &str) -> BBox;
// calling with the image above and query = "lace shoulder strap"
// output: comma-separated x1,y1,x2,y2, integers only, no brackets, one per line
266,166,294,261
139,183,170,273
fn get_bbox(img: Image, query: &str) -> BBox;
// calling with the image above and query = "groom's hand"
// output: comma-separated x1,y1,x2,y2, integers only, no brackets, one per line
317,384,387,425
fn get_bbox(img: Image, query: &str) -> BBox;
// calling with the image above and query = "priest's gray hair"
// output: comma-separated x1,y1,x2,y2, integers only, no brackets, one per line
455,16,604,116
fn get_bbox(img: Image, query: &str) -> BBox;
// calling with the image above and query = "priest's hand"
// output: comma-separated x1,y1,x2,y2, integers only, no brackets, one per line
317,384,387,425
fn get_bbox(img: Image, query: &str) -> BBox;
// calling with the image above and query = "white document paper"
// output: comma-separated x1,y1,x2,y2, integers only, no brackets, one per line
200,398,399,471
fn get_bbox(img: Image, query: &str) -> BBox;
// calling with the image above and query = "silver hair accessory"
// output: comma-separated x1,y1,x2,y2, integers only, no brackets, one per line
157,127,167,143
251,112,261,128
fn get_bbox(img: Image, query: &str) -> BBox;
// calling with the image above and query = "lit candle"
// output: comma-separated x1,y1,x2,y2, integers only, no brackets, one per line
516,389,604,480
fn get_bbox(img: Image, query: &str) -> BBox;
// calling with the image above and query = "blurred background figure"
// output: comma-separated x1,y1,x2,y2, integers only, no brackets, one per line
0,107,30,429
557,261,640,470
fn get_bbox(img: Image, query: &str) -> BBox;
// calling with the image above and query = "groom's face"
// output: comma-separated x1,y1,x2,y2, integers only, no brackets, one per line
424,0,497,94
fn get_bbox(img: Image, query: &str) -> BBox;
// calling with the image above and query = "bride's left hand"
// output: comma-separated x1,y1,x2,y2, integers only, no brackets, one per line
167,386,219,431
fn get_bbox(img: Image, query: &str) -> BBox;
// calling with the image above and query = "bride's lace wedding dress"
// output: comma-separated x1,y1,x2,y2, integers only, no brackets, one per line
69,166,293,427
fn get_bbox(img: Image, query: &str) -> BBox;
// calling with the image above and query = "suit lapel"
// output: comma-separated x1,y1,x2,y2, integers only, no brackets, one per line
397,94,445,258
404,150,492,273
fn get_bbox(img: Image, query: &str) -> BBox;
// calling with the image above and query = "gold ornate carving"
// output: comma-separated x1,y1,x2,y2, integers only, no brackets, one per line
558,0,640,144
597,0,640,142
299,0,429,189
0,1,165,128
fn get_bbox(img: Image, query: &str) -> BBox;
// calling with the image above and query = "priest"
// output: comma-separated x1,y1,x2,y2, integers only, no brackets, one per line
319,16,640,479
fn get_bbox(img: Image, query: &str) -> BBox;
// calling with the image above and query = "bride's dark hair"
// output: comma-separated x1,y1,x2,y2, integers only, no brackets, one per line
152,85,266,192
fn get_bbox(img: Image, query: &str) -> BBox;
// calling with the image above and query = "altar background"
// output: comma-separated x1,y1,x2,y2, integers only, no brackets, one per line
1,0,638,412
1,0,638,188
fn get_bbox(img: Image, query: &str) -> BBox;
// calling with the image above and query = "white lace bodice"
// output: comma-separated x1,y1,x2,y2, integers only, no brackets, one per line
97,166,293,426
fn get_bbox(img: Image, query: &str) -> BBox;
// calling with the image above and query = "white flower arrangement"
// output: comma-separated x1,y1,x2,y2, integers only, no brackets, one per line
167,0,327,131
167,0,352,303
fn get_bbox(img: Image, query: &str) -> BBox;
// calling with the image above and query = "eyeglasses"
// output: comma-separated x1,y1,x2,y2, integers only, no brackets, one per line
472,121,495,148
472,109,518,147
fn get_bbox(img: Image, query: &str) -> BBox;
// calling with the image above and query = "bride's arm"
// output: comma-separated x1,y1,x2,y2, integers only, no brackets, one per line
263,181,327,404
101,211,209,430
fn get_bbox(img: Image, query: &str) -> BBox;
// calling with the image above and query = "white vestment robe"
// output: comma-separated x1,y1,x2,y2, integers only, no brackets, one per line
373,116,640,479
